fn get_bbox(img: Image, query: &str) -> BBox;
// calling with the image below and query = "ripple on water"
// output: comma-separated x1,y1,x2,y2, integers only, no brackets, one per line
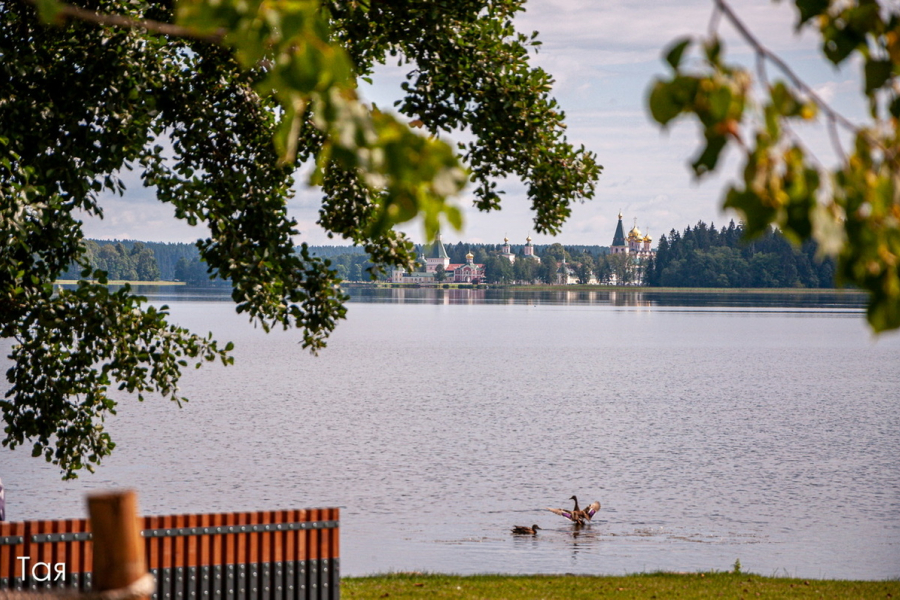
2,296,898,579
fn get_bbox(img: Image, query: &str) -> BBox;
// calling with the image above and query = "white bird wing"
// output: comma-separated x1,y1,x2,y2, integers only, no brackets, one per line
546,507,579,522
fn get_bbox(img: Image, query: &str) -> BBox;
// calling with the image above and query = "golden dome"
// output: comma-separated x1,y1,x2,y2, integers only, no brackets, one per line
629,226,642,238
504,236,509,243
466,251,474,259
643,233,652,242
526,235,532,243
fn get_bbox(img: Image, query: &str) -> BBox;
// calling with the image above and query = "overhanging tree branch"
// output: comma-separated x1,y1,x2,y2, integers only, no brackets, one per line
21,0,226,42
2,0,601,478
650,0,900,333
714,0,856,133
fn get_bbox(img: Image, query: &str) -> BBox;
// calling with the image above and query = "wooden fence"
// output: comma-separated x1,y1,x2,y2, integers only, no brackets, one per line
0,509,339,600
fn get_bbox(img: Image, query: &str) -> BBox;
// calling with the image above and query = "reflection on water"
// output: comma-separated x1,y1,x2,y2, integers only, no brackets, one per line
347,286,867,310
4,287,896,581
356,287,656,307
120,284,868,311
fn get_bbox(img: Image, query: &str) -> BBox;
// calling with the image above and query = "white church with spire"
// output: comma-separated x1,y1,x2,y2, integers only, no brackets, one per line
611,211,655,259
390,232,485,284
608,211,656,285
500,235,541,264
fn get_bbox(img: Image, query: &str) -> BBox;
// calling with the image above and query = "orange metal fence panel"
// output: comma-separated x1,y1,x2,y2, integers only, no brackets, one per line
0,509,339,600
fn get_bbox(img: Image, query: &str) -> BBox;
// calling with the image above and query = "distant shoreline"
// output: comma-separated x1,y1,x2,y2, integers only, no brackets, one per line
54,280,186,286
53,280,867,297
363,282,866,295
507,285,865,295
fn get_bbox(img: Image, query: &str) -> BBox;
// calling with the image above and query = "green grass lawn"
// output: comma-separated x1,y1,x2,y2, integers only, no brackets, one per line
342,572,899,599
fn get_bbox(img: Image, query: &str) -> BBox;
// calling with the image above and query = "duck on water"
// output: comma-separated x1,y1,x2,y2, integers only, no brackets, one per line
511,524,541,535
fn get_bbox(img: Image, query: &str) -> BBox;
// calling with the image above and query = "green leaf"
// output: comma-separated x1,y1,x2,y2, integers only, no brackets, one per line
847,4,881,35
724,188,777,239
822,27,862,65
889,96,900,119
272,94,306,165
794,0,829,28
704,37,722,65
782,173,819,242
664,37,692,71
648,80,688,125
691,134,727,177
770,81,799,115
445,205,463,230
864,59,893,94
34,0,63,24
868,290,900,332
764,105,780,140
709,85,732,121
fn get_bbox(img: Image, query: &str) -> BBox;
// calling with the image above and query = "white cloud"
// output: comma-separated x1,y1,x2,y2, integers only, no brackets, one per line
79,0,862,248
812,77,860,113
519,0,820,59
81,196,209,243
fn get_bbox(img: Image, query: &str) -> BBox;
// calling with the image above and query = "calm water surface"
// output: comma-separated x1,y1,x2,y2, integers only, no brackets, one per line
3,288,899,580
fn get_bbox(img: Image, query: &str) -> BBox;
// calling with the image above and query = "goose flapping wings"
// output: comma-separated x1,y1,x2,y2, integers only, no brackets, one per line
546,495,601,525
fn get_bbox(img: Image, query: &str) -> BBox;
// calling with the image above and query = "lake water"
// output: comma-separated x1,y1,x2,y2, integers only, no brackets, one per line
2,287,899,580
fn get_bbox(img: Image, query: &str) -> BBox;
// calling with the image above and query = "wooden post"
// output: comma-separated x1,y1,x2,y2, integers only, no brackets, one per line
87,491,149,600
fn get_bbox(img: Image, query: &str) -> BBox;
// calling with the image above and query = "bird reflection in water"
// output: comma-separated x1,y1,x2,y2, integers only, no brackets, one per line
568,522,604,560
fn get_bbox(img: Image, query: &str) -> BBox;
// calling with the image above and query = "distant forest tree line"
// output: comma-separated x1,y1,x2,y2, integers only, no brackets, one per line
60,241,388,284
61,240,206,283
59,240,162,281
645,221,836,288
63,222,836,288
60,240,615,284
427,224,836,287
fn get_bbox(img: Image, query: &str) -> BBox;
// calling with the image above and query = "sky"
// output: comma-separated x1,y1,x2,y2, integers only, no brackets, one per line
82,0,865,247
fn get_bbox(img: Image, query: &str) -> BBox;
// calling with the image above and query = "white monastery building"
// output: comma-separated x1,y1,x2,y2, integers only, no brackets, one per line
391,215,653,285
391,232,486,284
611,211,655,258
500,236,541,264
609,211,656,285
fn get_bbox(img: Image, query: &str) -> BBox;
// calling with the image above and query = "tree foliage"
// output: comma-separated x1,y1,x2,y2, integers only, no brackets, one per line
0,0,600,477
598,252,634,285
574,252,594,284
483,255,514,283
61,241,161,281
645,220,836,288
649,0,900,331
